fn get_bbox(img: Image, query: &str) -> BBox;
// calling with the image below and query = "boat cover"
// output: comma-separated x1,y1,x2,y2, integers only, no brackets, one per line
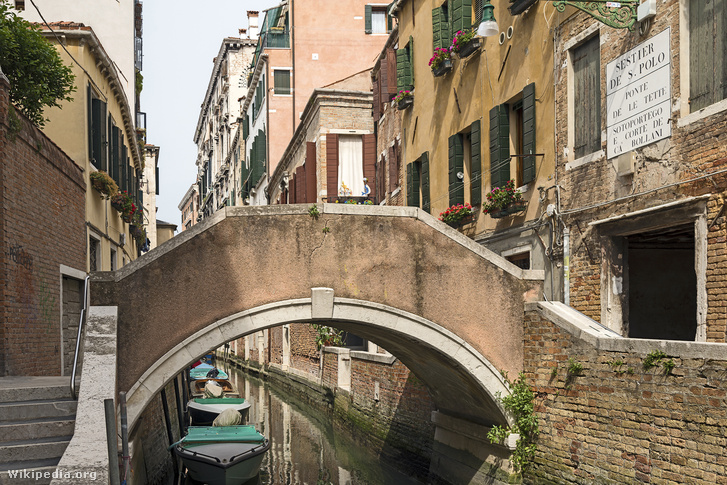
184,426,265,444
193,398,246,405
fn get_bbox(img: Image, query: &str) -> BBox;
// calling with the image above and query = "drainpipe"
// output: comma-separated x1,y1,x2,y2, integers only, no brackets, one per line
563,227,570,305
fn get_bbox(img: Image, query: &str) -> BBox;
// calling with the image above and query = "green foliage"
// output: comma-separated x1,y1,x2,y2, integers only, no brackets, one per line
322,226,330,234
308,204,320,219
642,350,675,375
567,357,583,375
0,2,76,126
135,69,143,95
643,350,667,371
310,324,344,349
487,372,539,474
550,367,558,378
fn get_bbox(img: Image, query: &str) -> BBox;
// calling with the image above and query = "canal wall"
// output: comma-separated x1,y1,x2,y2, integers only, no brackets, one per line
223,341,437,482
524,302,727,484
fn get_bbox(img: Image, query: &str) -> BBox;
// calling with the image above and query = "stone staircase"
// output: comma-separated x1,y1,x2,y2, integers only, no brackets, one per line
0,377,76,485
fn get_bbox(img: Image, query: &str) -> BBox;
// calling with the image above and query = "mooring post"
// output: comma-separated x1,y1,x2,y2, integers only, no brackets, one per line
160,388,179,478
119,392,131,484
104,399,121,485
173,374,185,437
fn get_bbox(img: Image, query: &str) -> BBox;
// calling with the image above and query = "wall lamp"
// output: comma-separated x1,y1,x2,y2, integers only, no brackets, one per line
477,1,499,37
551,1,641,31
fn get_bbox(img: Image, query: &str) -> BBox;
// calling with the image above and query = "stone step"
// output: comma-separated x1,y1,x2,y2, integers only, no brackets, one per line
0,463,59,485
0,418,75,443
0,438,71,466
0,378,72,404
0,400,76,423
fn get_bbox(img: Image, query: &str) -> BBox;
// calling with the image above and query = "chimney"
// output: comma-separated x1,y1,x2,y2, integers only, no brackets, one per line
238,28,247,38
247,11,259,39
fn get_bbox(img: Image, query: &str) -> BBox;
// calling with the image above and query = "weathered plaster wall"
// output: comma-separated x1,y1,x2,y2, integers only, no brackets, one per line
91,204,542,427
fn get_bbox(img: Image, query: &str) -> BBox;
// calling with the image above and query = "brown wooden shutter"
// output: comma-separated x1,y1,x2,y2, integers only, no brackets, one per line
386,48,397,96
388,143,398,192
379,56,389,105
326,134,339,199
305,141,317,203
373,73,381,122
295,165,306,203
363,134,376,201
289,174,296,204
376,155,385,203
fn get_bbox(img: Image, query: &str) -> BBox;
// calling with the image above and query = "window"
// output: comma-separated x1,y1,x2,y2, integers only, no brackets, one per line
572,35,601,159
406,152,430,212
505,250,530,270
396,37,414,92
365,5,391,34
489,83,536,189
432,2,450,50
110,247,117,271
273,70,291,95
449,120,481,207
89,237,99,272
689,0,727,112
88,85,107,171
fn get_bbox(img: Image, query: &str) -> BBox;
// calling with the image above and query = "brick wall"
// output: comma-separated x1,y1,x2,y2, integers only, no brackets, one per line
523,307,727,484
556,2,727,342
0,74,86,375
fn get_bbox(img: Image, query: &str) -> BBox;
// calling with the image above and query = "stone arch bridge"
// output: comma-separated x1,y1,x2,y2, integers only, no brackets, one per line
91,204,544,463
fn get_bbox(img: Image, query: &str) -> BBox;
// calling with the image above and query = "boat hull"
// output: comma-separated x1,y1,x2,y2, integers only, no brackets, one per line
175,426,269,485
188,399,251,426
189,379,239,398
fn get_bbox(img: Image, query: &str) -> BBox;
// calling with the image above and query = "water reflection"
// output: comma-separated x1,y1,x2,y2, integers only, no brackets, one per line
221,365,425,485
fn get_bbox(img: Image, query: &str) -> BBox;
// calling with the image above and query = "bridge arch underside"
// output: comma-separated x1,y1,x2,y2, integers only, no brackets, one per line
125,298,511,433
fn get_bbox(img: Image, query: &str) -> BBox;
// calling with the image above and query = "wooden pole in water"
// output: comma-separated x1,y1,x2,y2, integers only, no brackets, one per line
160,388,179,478
119,392,131,484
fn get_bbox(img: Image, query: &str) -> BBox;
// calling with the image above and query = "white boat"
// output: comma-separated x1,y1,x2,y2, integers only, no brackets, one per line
174,425,270,485
188,398,251,426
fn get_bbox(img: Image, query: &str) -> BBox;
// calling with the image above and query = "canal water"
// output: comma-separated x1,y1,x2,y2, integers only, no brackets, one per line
182,364,425,485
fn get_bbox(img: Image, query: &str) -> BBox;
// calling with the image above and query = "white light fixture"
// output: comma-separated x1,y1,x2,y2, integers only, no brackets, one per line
477,1,499,37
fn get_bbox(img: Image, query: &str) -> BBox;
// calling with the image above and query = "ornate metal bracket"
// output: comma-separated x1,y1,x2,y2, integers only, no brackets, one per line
552,1,639,31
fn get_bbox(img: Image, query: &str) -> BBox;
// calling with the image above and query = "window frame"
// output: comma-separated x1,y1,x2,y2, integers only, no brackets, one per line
568,32,602,162
272,68,292,96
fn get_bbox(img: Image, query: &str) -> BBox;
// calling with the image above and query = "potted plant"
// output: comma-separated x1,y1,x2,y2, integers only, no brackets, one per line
89,171,118,199
439,202,475,227
394,90,414,110
484,180,525,218
429,47,452,77
110,191,136,223
451,29,480,58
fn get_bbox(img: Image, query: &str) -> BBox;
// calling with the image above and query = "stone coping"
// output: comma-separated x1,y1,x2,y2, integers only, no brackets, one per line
529,301,727,359
100,204,542,285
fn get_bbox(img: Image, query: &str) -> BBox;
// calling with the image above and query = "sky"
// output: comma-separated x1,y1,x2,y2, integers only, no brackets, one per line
141,0,276,228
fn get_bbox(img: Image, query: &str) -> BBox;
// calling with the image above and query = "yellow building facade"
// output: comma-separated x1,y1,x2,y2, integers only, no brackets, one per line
38,24,144,271
391,0,558,297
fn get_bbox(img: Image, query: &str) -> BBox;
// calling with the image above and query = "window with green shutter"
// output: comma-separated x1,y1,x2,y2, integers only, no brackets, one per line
470,120,481,206
689,0,727,112
366,4,388,34
274,70,291,95
489,104,510,189
521,83,536,185
406,162,420,207
90,97,107,171
111,125,120,185
448,134,464,206
396,37,414,92
432,3,450,51
450,0,472,35
420,152,430,213
573,35,600,158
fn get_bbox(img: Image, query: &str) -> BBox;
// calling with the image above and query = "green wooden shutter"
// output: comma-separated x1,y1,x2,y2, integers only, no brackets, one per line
365,5,372,34
121,143,128,193
522,83,536,184
421,152,430,213
243,115,249,140
408,36,415,86
489,104,510,189
470,120,481,206
448,134,464,206
87,85,93,164
111,126,120,185
451,0,472,35
91,98,106,170
396,48,408,92
406,163,420,207
432,6,450,51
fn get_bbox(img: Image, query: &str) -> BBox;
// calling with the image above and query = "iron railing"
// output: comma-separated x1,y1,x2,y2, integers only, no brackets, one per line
70,275,90,400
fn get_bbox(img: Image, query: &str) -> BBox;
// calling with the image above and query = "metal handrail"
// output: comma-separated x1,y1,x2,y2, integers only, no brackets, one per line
70,275,90,399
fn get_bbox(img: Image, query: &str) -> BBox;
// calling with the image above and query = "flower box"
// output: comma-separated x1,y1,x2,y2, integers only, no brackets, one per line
489,208,508,219
507,201,527,214
397,96,413,110
432,58,452,77
446,213,475,228
456,38,481,58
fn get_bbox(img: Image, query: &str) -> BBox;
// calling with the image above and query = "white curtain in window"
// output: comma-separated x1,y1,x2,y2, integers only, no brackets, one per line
338,135,364,196
372,11,386,33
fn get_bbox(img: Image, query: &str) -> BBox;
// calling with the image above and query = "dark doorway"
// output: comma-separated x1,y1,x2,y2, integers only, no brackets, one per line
627,224,697,340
